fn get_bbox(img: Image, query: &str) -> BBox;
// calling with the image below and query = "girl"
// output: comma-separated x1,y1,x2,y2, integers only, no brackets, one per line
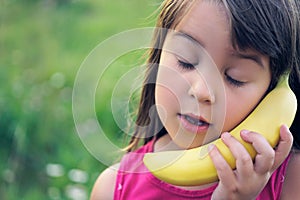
92,0,300,199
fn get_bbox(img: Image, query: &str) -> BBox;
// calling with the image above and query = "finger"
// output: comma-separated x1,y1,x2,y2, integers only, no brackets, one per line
209,143,236,187
221,132,254,177
240,130,275,174
271,125,293,171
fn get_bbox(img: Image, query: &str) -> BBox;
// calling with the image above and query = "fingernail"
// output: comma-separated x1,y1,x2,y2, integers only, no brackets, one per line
200,144,215,159
281,124,288,130
241,129,250,135
208,143,215,151
222,132,231,139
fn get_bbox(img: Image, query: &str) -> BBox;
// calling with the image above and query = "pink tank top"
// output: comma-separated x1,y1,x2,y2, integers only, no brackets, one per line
114,139,291,199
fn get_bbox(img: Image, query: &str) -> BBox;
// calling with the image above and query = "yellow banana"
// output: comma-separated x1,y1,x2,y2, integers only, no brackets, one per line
143,75,297,186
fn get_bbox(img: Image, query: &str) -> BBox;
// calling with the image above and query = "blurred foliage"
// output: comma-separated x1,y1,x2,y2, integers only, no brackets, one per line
0,0,159,199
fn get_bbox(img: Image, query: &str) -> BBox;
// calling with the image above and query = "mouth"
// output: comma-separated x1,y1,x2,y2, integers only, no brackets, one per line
178,113,210,134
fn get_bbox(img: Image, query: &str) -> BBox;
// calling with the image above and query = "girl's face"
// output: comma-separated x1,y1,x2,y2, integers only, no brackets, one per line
155,1,271,149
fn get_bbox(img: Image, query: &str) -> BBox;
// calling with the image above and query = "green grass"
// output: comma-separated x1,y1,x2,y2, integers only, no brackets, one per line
0,0,159,199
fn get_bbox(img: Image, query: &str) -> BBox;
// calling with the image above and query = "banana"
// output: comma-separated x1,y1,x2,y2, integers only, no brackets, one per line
143,75,297,186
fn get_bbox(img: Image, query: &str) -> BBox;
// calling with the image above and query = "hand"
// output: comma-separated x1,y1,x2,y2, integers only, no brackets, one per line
209,125,293,200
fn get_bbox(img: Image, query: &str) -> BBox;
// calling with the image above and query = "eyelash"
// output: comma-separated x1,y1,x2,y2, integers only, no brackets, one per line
225,73,245,87
177,59,195,70
178,58,245,88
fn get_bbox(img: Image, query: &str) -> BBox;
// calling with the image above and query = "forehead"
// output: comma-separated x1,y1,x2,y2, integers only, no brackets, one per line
174,1,231,52
175,0,228,25
166,0,269,70
176,1,229,33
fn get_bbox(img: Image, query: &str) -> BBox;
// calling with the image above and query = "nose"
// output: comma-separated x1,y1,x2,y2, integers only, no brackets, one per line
188,75,215,104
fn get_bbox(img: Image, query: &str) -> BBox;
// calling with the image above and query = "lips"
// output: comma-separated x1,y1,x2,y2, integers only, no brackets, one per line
178,113,210,134
183,115,208,126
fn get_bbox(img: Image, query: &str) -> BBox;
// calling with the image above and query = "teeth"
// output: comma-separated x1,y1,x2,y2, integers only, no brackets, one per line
184,115,206,126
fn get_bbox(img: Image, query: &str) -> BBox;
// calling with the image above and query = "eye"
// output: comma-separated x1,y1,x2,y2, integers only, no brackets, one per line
225,73,246,87
177,59,195,70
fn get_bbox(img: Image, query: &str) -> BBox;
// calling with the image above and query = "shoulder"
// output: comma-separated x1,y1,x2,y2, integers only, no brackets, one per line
90,163,120,200
280,149,300,199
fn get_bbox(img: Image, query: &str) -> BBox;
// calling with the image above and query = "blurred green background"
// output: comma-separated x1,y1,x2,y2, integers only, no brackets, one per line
0,0,159,199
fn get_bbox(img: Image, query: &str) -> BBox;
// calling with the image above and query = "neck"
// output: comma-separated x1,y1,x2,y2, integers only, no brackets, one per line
154,134,182,152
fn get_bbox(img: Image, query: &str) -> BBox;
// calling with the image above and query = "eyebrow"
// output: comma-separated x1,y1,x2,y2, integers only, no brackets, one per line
174,31,265,68
232,52,265,69
173,31,205,48
174,31,265,69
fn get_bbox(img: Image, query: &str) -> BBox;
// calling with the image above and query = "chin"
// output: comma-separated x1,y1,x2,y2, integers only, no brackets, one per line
174,140,203,150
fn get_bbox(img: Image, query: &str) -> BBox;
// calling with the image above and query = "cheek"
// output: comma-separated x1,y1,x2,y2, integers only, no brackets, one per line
155,85,168,122
222,87,267,132
155,64,190,116
223,97,243,132
155,83,180,122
